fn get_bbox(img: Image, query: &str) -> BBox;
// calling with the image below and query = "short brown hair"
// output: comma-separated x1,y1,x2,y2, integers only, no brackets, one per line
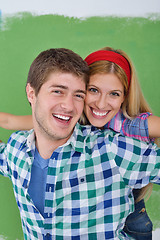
27,48,89,95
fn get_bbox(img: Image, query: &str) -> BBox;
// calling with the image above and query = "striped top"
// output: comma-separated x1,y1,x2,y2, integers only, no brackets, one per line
105,110,152,142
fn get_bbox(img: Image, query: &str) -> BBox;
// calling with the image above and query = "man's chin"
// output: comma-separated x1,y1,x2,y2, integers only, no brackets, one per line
48,130,73,142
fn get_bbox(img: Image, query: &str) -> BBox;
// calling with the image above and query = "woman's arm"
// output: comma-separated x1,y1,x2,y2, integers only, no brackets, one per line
0,113,33,130
148,115,160,138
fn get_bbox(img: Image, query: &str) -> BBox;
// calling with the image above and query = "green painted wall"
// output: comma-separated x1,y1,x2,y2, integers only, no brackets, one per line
0,13,159,239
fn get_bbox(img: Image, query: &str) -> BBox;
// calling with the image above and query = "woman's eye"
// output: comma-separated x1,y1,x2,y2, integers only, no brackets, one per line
88,88,98,93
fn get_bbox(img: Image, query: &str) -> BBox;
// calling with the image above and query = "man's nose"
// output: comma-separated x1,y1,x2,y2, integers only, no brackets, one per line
60,94,74,111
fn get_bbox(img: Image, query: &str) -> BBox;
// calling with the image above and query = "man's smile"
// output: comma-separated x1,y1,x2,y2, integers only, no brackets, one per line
53,114,71,121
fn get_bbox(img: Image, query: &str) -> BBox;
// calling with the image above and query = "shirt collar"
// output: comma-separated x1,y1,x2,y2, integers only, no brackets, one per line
26,129,36,150
18,129,35,152
22,123,92,154
67,123,91,153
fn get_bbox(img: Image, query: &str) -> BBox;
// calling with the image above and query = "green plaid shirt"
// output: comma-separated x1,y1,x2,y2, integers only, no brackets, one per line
0,123,160,240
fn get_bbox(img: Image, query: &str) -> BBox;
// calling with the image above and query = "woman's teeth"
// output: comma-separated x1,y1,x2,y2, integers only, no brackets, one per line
54,114,70,121
92,110,108,116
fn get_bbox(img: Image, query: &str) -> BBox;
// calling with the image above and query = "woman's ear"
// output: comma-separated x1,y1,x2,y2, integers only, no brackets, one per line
26,83,36,105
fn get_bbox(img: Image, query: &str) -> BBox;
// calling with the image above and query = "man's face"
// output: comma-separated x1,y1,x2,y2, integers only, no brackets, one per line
27,72,86,146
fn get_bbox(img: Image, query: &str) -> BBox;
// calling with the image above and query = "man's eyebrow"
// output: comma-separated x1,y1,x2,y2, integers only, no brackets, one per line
75,90,86,94
50,85,86,94
50,84,68,89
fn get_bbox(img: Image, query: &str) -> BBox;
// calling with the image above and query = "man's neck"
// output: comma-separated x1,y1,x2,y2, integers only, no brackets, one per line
35,134,69,159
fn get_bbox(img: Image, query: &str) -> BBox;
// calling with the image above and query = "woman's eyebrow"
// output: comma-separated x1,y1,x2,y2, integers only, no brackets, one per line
87,85,123,93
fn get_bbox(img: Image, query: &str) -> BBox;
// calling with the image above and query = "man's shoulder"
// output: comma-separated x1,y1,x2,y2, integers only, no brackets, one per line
75,123,105,140
75,123,121,146
9,129,33,140
75,123,120,138
74,123,92,137
7,129,34,148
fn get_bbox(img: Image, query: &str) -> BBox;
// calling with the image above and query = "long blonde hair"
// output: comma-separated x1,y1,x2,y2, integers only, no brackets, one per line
83,46,154,202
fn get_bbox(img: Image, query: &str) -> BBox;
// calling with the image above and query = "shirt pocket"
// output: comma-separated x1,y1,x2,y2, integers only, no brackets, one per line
54,167,105,215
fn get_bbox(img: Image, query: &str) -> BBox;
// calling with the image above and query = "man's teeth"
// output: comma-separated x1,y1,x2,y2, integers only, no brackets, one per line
54,114,70,120
93,110,108,116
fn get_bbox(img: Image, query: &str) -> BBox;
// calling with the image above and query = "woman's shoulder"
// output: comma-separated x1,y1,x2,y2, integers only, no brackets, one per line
105,110,152,142
122,112,152,142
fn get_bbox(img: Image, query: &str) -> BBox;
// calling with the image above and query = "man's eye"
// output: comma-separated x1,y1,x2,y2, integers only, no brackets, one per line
53,90,62,94
75,94,85,100
110,92,120,97
88,88,98,93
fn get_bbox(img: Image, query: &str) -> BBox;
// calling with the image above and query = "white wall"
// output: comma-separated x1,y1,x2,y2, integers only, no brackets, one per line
0,0,160,18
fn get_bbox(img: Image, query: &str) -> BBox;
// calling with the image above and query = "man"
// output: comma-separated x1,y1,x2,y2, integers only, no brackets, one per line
0,48,160,240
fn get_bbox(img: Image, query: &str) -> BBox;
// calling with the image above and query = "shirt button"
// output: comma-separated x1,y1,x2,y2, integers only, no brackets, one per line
80,178,85,183
44,233,51,240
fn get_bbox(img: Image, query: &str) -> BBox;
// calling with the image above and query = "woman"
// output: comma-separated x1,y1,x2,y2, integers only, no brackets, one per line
0,47,160,239
83,47,160,239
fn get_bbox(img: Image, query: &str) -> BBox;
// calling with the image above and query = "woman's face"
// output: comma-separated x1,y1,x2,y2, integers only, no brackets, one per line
84,73,125,128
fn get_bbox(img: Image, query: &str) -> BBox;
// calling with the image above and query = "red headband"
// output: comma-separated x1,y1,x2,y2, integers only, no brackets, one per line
85,50,131,86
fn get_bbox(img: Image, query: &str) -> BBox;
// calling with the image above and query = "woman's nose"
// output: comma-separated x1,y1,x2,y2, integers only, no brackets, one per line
96,95,107,109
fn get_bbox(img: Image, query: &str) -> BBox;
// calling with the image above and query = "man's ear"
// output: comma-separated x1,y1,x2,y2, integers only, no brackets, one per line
26,83,36,105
